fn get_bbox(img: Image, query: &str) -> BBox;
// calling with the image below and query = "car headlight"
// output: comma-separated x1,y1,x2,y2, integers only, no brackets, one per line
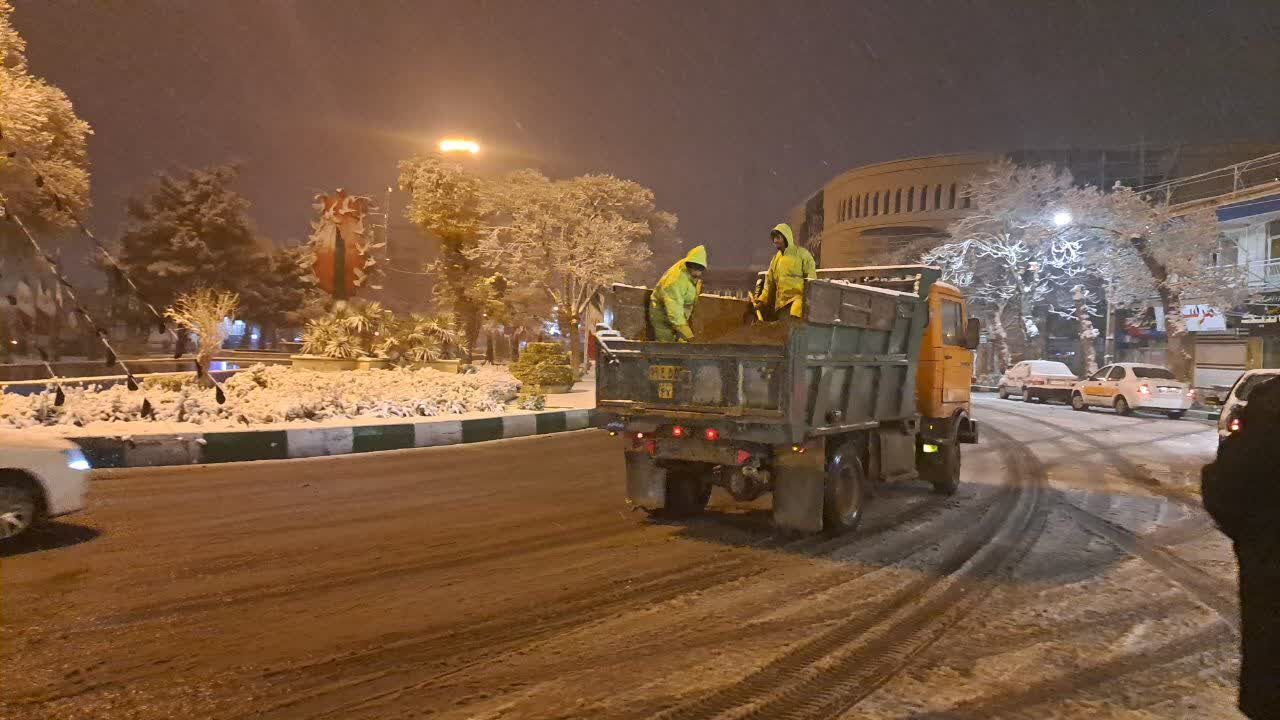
64,448,92,471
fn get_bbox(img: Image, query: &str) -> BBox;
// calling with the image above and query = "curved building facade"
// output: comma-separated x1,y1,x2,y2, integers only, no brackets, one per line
792,144,1280,267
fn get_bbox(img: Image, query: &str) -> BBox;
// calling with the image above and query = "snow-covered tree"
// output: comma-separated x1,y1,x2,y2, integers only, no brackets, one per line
472,171,668,367
397,155,488,349
0,0,91,230
165,288,238,378
924,162,1095,369
117,164,265,315
236,244,323,348
1066,185,1247,380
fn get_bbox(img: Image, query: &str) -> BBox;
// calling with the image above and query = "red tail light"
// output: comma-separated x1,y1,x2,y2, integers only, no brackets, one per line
645,439,657,456
1229,417,1242,434
734,449,751,465
1186,388,1196,399
671,425,685,438
703,427,720,442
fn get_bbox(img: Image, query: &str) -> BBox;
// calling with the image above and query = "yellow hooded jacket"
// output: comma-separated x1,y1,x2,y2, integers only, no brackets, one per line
759,223,816,318
649,245,707,341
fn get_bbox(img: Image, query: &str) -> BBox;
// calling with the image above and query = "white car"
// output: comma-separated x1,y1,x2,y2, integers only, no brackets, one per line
0,432,90,541
1217,368,1280,440
997,360,1079,404
1070,362,1193,419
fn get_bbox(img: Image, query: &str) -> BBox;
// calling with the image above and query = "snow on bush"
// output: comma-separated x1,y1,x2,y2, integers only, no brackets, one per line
0,364,521,432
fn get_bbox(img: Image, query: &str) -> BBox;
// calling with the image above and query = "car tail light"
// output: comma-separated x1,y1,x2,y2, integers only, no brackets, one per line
671,425,685,438
1229,416,1242,434
635,431,645,439
644,439,657,456
735,449,751,465
1028,378,1044,386
703,427,720,442
1138,384,1151,395
1186,388,1196,399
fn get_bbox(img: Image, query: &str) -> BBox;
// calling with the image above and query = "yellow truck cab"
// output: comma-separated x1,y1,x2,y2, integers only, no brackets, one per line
913,279,980,480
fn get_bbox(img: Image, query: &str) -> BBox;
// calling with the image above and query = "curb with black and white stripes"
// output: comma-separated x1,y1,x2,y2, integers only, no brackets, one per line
73,409,599,469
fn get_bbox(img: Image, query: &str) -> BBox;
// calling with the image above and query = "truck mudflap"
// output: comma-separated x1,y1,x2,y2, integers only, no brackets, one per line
771,438,826,533
625,450,667,510
959,417,979,444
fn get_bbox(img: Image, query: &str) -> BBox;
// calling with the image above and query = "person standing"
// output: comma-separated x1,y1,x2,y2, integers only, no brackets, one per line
648,245,707,342
1202,376,1280,719
753,223,816,319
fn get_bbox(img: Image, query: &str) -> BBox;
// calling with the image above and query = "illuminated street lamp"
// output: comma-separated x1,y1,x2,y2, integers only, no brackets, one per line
1052,210,1073,227
439,137,480,155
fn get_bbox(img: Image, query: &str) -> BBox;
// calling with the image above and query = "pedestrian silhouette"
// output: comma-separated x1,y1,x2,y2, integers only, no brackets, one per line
1202,375,1280,719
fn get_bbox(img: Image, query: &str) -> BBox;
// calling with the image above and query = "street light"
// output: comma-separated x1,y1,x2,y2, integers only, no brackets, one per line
439,138,480,155
1052,210,1073,228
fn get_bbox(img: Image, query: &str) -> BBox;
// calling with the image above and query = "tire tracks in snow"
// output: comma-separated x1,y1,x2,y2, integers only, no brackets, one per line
978,403,1237,630
634,427,1046,720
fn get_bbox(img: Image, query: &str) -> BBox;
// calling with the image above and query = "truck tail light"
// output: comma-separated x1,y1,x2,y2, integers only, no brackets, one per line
645,439,657,456
735,449,751,465
1138,384,1151,395
671,425,685,438
704,427,720,442
1229,416,1242,434
635,432,645,439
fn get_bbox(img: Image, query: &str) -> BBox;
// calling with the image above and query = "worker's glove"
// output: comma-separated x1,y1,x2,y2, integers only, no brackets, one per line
676,324,693,342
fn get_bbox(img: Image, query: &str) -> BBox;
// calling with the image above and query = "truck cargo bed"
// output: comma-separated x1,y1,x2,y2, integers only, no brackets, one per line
598,275,931,443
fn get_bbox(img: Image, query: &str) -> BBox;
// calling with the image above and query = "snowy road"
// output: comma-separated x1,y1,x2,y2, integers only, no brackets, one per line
0,397,1241,719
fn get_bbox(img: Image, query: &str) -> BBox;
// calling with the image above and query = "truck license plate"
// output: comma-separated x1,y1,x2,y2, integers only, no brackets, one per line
657,382,674,399
648,365,679,381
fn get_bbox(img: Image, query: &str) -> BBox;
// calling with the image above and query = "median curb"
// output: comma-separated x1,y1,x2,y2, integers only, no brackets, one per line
71,408,600,469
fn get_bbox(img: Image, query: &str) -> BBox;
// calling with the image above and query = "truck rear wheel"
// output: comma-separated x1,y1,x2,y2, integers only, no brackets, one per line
649,463,712,518
823,453,868,534
922,442,961,495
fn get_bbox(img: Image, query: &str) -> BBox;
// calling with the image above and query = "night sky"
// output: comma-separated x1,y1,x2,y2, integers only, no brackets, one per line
12,0,1280,270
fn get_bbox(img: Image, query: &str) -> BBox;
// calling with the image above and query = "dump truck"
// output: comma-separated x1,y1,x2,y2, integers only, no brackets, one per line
596,265,980,534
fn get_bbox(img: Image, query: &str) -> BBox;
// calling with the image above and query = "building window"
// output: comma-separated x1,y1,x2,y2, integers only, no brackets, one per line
873,192,880,216
934,185,943,209
949,183,957,209
894,189,902,214
840,198,847,222
906,187,914,212
962,186,972,209
884,190,890,214
920,185,929,211
856,195,863,218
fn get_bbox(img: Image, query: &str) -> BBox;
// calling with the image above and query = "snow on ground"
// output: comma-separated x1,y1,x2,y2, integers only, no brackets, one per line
0,364,521,437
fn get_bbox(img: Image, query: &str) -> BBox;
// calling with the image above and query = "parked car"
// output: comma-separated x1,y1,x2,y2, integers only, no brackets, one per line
997,360,1079,403
1217,368,1280,441
1069,363,1193,419
0,432,90,541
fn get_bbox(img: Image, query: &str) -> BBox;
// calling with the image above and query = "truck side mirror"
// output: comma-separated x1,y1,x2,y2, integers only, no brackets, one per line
965,318,981,350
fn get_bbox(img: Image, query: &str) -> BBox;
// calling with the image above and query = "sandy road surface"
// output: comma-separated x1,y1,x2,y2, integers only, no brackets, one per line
0,398,1241,719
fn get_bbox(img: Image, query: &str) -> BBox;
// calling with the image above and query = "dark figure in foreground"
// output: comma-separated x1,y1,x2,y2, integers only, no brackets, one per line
1202,376,1280,718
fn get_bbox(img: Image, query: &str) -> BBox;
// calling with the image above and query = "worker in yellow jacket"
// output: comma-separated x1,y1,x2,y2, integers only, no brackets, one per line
754,223,816,318
649,245,707,342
